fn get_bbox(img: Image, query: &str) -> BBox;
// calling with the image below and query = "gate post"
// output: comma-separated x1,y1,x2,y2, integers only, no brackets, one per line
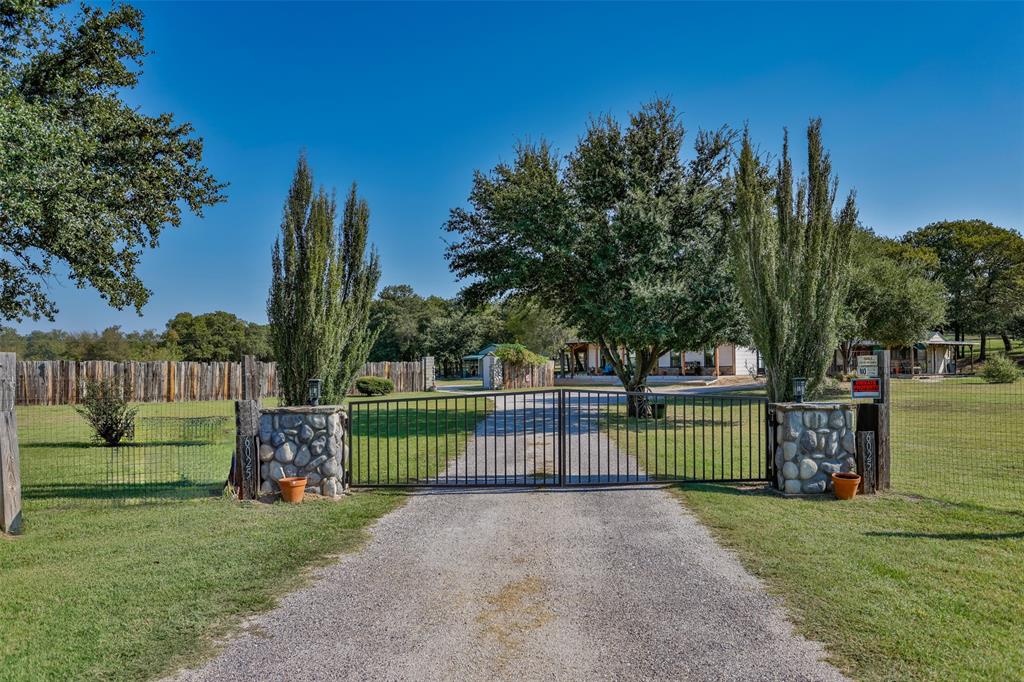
233,400,260,500
1,352,23,534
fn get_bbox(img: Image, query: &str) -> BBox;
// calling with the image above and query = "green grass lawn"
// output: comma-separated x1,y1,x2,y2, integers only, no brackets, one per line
599,378,1022,679
2,391,492,680
679,485,1023,681
0,492,405,681
18,400,242,508
348,392,492,484
599,393,769,482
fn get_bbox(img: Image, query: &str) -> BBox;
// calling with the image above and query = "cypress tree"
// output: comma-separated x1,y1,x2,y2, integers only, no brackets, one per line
267,155,380,405
731,120,857,402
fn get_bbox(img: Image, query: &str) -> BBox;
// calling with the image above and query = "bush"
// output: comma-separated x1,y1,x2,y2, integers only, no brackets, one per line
978,355,1022,384
75,379,138,446
494,343,548,367
354,376,394,396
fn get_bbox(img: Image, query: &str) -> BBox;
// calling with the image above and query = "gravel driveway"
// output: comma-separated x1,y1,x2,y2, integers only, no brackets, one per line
173,394,845,682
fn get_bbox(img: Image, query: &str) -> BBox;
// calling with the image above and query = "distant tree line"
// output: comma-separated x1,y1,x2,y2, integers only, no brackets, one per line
0,311,272,362
367,285,574,377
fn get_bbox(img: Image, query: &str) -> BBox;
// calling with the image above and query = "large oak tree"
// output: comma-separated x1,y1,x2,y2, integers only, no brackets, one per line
446,99,744,412
0,1,225,321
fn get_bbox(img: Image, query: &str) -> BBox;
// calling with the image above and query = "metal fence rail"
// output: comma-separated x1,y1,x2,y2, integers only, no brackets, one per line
348,389,771,487
18,399,235,506
890,377,1023,511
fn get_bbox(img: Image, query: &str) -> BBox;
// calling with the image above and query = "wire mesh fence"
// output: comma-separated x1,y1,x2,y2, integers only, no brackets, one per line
17,399,237,507
890,377,1023,511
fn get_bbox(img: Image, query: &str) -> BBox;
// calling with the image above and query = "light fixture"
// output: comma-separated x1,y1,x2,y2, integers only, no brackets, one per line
308,378,322,406
792,377,807,404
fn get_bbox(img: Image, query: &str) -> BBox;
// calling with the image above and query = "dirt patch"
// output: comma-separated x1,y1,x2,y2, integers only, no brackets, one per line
475,576,555,666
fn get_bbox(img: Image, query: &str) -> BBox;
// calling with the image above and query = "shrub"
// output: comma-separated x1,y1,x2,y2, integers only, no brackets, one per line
354,376,394,396
978,355,1022,384
75,379,138,446
494,343,547,367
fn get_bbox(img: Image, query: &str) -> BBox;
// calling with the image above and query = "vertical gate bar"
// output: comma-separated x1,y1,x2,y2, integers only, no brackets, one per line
672,395,679,480
594,392,600,482
749,399,757,477
730,400,735,480
434,396,439,482
763,401,770,482
503,394,508,486
586,392,592,482
414,399,420,483
483,394,489,485
702,397,707,480
557,389,564,486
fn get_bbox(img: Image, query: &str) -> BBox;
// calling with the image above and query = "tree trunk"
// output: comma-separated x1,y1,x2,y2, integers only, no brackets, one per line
1001,332,1012,354
979,332,987,362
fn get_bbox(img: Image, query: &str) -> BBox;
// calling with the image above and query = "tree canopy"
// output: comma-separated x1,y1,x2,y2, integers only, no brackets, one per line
446,98,744,400
0,1,226,322
836,228,947,368
904,220,1024,358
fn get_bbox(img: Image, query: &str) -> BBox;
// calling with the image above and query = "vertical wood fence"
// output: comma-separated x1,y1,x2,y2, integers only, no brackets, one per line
502,360,556,390
348,357,435,395
15,357,436,405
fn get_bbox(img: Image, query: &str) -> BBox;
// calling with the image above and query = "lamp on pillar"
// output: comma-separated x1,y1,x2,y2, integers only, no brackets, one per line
308,378,322,406
792,377,807,403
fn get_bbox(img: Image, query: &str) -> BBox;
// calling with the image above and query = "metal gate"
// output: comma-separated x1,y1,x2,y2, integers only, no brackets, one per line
347,389,771,488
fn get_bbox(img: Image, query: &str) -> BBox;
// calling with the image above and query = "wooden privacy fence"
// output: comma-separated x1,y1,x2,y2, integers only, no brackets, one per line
349,357,435,395
15,357,435,405
503,360,555,390
15,360,280,405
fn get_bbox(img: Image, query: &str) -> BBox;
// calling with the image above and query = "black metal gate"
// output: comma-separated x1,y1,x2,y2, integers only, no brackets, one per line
347,389,771,488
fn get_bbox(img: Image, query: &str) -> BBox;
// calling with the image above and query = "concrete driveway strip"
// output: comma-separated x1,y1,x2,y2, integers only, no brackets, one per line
173,396,845,682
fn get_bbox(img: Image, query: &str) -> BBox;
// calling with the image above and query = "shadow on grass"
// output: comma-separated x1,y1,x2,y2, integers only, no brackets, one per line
24,439,227,449
674,482,777,497
23,480,224,501
864,529,1024,541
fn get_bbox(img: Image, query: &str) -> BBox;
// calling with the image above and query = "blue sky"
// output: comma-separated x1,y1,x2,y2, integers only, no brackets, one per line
18,1,1024,333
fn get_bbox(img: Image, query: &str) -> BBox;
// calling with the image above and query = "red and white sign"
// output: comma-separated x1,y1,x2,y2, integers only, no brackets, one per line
851,378,881,399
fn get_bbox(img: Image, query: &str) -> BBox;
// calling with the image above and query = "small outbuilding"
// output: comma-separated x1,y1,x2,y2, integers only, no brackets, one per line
461,343,499,378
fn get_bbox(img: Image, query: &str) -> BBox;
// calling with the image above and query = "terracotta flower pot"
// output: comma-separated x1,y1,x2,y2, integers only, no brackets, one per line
278,477,308,504
831,472,861,500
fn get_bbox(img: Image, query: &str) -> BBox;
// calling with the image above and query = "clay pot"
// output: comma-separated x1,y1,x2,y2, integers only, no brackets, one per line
278,477,308,504
831,472,861,500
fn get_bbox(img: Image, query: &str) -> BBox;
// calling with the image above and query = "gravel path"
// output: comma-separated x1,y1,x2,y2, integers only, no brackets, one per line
173,395,845,682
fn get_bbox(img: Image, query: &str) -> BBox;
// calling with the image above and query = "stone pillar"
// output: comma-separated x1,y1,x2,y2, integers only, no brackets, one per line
772,402,856,495
257,405,348,499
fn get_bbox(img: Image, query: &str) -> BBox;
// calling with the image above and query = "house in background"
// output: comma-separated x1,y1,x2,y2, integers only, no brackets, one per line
833,332,975,376
560,341,762,378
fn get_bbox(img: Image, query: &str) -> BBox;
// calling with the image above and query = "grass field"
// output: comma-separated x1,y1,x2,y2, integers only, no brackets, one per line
679,486,1024,681
600,377,1023,680
591,392,770,482
2,391,491,681
348,392,491,485
0,492,406,681
17,400,242,509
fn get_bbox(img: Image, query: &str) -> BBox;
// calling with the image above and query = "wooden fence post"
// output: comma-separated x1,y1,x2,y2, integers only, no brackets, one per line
241,355,260,401
1,353,22,534
855,431,877,495
875,349,891,491
233,400,260,500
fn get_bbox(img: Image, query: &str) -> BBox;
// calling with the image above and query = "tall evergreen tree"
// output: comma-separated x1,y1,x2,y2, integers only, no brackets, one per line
267,155,380,405
730,120,857,402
